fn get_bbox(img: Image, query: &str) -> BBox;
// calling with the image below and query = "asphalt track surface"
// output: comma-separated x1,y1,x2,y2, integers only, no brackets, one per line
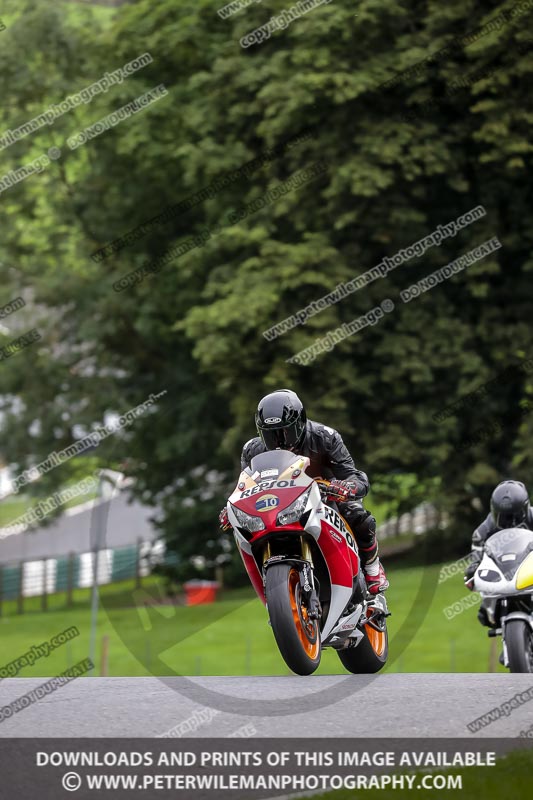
0,675,531,737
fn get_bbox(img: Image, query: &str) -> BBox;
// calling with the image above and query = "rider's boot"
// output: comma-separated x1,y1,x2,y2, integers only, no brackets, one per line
364,558,389,595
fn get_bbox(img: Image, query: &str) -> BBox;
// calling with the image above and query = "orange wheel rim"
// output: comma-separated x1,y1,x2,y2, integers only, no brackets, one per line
288,568,320,660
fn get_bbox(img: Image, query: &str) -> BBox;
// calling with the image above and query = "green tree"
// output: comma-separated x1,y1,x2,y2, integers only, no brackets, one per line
0,0,532,574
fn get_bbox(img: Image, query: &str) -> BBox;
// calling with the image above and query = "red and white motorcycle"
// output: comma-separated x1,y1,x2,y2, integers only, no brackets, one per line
226,449,390,675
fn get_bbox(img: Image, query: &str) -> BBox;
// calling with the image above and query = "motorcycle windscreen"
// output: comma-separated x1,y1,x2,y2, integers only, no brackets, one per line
485,528,533,580
249,449,305,479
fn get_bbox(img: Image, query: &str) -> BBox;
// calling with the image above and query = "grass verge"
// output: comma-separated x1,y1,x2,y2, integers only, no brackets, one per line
0,556,503,677
298,749,533,800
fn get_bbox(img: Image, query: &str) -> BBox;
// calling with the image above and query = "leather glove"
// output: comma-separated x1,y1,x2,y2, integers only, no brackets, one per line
327,479,362,502
219,506,232,531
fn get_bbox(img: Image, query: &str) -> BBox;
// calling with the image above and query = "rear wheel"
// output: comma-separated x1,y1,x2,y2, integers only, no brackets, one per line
505,619,533,673
265,563,321,675
337,608,388,674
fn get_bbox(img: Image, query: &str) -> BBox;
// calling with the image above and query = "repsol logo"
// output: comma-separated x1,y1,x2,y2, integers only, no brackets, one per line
240,479,297,498
323,507,356,550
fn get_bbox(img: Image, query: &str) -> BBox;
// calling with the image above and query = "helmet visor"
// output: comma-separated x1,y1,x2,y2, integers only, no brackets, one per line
257,418,304,451
495,508,527,529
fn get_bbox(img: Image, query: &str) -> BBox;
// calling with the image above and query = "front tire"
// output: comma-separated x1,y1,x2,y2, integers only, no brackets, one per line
265,563,321,676
505,619,533,673
337,610,389,674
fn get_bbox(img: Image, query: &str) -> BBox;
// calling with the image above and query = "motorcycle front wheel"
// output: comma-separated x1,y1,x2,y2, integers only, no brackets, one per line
505,619,533,673
265,562,321,676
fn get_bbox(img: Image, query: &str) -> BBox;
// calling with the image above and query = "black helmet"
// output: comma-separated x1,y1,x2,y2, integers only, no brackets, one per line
490,480,530,529
255,389,307,451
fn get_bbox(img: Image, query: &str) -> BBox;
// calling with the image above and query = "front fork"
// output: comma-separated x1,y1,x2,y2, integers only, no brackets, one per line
262,536,321,620
300,538,321,620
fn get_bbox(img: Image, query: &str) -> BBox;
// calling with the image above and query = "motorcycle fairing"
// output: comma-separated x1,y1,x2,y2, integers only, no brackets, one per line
227,449,364,641
476,527,533,596
516,551,533,590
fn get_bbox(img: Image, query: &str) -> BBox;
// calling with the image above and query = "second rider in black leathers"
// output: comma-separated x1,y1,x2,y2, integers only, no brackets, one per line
465,479,533,625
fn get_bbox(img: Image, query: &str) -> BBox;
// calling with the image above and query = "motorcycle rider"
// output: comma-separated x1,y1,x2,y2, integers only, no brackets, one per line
464,479,533,625
220,389,388,594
